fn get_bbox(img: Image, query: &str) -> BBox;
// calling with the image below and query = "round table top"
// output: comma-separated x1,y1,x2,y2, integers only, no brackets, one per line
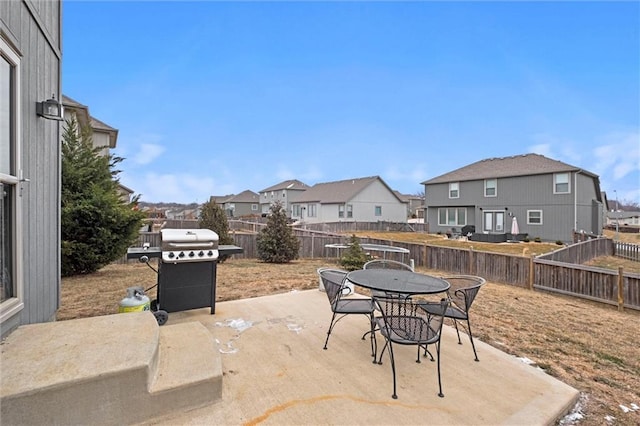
346,269,450,295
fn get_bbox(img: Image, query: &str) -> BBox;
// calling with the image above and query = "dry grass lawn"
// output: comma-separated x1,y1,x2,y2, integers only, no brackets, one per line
60,253,639,425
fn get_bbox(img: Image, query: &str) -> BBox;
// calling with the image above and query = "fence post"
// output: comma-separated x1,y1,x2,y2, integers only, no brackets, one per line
528,255,534,291
423,244,428,269
468,247,474,275
617,266,624,312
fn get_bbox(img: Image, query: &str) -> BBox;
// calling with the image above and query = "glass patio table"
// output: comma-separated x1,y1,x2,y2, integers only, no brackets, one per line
346,269,450,295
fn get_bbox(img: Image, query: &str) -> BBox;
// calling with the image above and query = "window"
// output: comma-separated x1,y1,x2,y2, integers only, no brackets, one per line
338,205,344,218
438,208,467,226
307,204,317,217
484,179,497,197
554,173,570,194
251,204,258,211
346,204,353,218
292,204,300,216
449,182,459,198
374,206,382,216
527,210,543,225
1,37,24,320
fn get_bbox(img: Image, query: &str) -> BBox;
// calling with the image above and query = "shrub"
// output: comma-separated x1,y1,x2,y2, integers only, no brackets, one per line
339,235,370,271
534,237,542,243
256,201,300,263
555,240,564,245
61,117,145,276
199,200,235,263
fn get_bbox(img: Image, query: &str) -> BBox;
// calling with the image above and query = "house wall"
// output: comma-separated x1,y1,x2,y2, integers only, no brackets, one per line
425,172,602,243
92,131,111,156
307,180,406,224
1,0,62,338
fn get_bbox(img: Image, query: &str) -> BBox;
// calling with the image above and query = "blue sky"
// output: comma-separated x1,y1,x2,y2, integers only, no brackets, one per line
62,1,640,205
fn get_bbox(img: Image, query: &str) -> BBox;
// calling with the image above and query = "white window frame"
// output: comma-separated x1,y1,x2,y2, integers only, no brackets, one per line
554,173,570,194
251,204,258,211
527,210,543,225
438,208,467,226
374,206,382,216
484,179,497,197
346,204,353,218
307,204,317,217
449,182,459,199
0,37,24,323
338,205,344,218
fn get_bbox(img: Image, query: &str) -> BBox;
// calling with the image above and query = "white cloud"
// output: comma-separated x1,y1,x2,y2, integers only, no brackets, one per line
592,131,640,180
133,172,235,204
133,143,165,165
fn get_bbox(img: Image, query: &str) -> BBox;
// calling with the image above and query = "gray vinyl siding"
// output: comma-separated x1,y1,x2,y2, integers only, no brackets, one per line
425,172,602,243
1,0,61,336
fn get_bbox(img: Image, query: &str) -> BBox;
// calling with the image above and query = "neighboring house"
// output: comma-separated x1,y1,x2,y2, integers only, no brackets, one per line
259,179,310,217
422,154,603,243
290,176,408,224
222,190,260,218
394,191,425,219
606,211,640,227
1,0,62,338
63,95,133,202
62,95,118,157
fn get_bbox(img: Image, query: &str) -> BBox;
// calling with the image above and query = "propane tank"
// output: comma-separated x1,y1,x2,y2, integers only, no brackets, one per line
118,286,151,313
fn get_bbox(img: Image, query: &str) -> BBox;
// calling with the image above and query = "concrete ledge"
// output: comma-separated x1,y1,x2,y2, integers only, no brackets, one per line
0,312,222,426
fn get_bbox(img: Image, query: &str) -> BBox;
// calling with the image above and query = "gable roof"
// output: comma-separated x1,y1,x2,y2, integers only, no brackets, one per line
90,116,118,148
294,176,405,204
225,190,259,203
259,179,309,193
422,153,598,184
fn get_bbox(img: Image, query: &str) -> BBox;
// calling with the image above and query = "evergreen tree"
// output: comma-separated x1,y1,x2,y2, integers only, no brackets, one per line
339,234,370,271
61,117,146,276
256,201,300,263
199,200,235,263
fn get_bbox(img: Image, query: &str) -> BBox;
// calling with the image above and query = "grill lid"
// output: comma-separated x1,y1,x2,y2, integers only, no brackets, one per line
161,229,219,263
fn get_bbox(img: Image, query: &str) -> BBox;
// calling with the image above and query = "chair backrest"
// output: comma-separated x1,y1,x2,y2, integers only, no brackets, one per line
363,259,414,272
318,269,349,307
374,293,448,342
442,275,486,313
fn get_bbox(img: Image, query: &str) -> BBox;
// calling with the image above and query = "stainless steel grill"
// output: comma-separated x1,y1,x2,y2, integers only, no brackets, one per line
158,229,219,314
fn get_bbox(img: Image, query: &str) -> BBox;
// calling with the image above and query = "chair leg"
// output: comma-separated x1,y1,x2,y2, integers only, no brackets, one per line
466,318,480,362
323,312,338,350
453,318,462,344
436,341,444,398
387,341,398,399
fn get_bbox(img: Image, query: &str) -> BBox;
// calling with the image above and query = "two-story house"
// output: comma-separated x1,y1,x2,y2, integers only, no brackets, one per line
422,154,603,243
259,179,309,217
222,190,260,218
290,176,408,224
1,0,62,338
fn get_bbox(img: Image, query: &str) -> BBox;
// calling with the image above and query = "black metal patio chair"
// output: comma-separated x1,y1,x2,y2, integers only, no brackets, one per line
318,268,376,359
418,275,486,361
373,292,449,399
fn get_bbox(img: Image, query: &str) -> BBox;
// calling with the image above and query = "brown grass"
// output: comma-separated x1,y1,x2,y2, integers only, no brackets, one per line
60,254,640,425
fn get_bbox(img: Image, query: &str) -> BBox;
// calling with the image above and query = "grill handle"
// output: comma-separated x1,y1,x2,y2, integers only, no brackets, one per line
165,242,216,249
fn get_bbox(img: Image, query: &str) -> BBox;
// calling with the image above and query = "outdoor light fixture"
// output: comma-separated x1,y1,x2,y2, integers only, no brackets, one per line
36,94,63,120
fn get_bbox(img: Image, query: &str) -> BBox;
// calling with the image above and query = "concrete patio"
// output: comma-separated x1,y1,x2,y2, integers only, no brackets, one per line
149,289,579,425
1,289,579,425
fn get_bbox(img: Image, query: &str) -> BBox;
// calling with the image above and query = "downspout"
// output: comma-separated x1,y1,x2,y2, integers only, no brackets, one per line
574,170,582,233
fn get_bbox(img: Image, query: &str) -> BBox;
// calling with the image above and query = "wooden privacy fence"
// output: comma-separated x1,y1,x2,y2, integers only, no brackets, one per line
122,230,639,311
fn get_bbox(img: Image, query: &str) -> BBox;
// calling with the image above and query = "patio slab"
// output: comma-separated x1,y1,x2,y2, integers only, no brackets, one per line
142,289,579,425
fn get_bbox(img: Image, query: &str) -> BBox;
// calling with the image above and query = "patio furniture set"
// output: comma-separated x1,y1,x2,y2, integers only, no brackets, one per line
318,260,485,399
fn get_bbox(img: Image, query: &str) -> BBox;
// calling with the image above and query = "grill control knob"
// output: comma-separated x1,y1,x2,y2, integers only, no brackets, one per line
168,252,175,259
178,252,185,258
207,250,214,256
188,251,195,257
198,251,204,257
